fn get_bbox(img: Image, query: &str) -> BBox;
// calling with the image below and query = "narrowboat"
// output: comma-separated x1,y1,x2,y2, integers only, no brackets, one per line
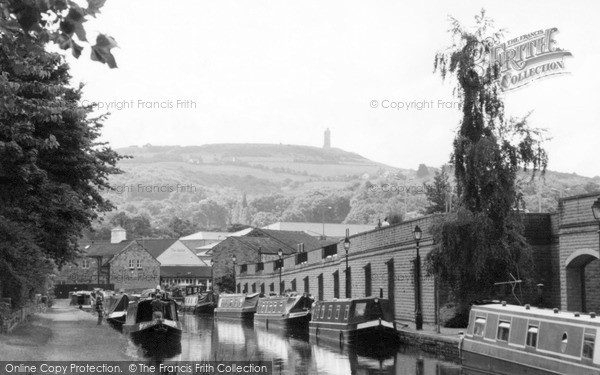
195,291,218,314
254,294,313,329
104,293,130,327
214,293,261,320
122,297,182,340
461,302,600,375
309,297,397,345
181,294,198,313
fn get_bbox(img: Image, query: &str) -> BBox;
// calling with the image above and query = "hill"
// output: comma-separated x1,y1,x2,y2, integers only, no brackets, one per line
88,143,600,240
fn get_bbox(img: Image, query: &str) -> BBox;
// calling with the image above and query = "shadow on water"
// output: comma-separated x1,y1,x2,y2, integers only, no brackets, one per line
140,313,463,375
130,333,182,361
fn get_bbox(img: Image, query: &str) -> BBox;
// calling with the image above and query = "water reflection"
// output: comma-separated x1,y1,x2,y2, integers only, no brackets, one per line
130,313,462,375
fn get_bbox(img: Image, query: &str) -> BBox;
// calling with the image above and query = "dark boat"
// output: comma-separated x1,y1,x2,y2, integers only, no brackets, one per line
461,302,600,375
104,293,130,327
254,294,313,330
214,293,261,320
69,291,93,310
309,297,397,345
195,291,218,314
122,297,182,339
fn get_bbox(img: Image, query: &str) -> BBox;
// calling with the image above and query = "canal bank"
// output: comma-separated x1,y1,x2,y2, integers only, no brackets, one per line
0,299,135,360
395,321,462,363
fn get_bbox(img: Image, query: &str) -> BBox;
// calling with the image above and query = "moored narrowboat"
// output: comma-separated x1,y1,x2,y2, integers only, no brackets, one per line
104,293,129,327
309,297,397,345
254,294,313,329
122,297,182,340
461,303,600,375
195,290,218,314
69,291,93,310
214,293,261,320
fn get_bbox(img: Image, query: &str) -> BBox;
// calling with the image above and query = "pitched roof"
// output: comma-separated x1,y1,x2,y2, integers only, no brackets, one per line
160,265,212,278
136,239,178,259
180,240,207,252
247,228,324,251
232,236,297,255
83,241,132,258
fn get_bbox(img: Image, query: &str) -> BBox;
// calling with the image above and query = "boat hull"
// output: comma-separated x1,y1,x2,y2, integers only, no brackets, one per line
194,303,216,315
309,319,397,345
123,319,183,338
214,309,255,320
254,311,311,330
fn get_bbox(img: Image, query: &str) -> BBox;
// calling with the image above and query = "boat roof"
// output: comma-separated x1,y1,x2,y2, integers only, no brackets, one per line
315,297,384,303
473,303,600,325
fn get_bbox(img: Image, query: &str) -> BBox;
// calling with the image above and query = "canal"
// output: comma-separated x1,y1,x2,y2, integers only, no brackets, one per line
130,313,463,375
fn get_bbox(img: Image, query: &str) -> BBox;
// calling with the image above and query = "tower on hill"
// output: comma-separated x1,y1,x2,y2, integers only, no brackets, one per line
323,128,331,149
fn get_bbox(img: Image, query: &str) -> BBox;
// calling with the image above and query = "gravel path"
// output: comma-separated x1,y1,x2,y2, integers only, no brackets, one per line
0,299,141,360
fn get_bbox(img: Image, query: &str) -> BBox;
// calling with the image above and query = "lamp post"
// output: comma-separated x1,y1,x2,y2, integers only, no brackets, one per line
592,198,600,253
344,232,351,298
232,255,237,293
278,248,283,295
210,259,214,291
413,225,423,330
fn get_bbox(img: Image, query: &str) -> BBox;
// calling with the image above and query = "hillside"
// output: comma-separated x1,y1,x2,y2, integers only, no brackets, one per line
88,143,600,240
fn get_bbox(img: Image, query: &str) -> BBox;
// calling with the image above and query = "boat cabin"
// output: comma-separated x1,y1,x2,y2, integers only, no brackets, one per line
463,303,600,374
215,293,261,319
256,295,313,316
311,297,394,325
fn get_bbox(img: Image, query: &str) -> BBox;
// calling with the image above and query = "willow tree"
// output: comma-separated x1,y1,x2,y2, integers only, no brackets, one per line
428,10,548,312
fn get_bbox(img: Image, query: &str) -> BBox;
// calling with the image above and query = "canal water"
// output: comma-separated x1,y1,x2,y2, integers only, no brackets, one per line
128,313,463,375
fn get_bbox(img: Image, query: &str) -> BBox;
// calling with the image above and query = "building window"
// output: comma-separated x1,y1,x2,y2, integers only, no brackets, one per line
304,277,309,294
240,264,247,274
333,271,339,299
474,317,486,337
82,259,90,269
296,252,307,265
269,283,274,293
128,259,134,269
561,332,568,353
526,326,538,347
497,321,510,342
260,283,265,295
291,279,296,291
136,259,142,269
318,274,324,301
583,334,595,359
364,263,371,297
243,283,248,293
322,244,337,258
256,262,264,272
236,283,240,293
252,283,256,293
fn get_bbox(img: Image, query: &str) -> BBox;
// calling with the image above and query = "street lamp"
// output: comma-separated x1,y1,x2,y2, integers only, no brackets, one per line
232,255,237,294
278,248,283,295
413,225,423,330
210,259,214,291
344,233,351,298
592,198,600,254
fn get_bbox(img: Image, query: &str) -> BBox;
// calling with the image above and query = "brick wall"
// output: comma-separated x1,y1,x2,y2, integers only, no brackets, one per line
236,213,558,325
109,242,160,292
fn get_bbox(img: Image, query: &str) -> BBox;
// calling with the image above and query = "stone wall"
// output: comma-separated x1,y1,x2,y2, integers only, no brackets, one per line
109,242,160,292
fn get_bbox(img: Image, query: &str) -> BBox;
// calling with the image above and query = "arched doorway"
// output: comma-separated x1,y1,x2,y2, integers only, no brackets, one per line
565,249,600,312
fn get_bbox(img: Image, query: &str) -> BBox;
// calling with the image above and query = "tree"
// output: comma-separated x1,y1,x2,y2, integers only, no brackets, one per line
416,164,430,178
423,166,454,214
0,0,118,67
428,10,548,313
0,32,122,306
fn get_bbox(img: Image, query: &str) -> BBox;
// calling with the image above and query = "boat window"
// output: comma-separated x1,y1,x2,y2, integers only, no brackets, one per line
474,317,486,336
561,332,568,353
526,326,538,347
354,303,367,319
320,305,325,319
327,305,333,319
335,306,341,320
343,306,349,321
279,302,283,311
497,321,510,342
583,334,595,359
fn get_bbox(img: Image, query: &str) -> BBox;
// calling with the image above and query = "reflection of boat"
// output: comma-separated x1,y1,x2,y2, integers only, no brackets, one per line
255,326,290,360
131,333,182,361
309,297,397,345
104,293,130,327
461,303,600,375
195,291,218,314
215,319,250,346
214,293,261,320
122,298,182,340
255,294,313,330
69,291,93,310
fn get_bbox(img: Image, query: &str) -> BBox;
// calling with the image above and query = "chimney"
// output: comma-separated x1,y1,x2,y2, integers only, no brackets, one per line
111,226,127,244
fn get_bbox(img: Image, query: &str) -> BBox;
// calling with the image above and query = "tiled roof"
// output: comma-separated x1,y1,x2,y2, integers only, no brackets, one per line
160,265,212,278
83,241,131,258
247,228,324,251
232,236,297,255
136,239,178,259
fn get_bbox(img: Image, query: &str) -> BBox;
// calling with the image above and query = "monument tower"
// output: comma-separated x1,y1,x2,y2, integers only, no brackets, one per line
323,128,331,149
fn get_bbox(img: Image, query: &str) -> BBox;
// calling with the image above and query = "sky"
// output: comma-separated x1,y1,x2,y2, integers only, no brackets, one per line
66,0,600,178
